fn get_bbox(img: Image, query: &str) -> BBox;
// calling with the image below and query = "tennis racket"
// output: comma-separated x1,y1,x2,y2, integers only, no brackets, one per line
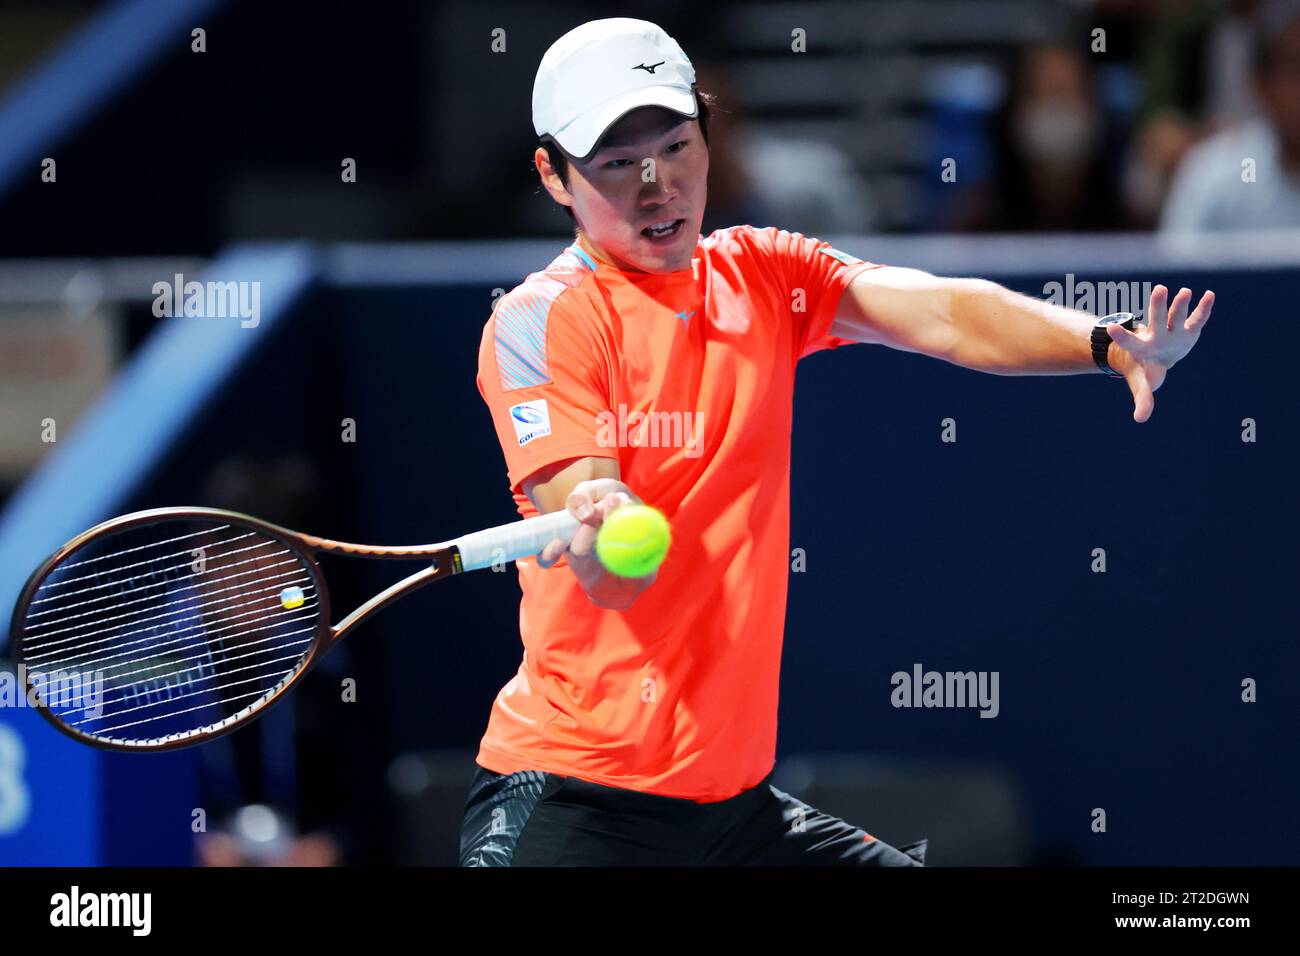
9,506,579,753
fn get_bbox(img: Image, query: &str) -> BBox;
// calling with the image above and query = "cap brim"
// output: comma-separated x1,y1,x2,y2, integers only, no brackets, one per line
552,86,698,162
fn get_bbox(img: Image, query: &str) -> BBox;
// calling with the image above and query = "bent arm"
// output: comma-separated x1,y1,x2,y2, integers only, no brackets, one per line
522,456,657,611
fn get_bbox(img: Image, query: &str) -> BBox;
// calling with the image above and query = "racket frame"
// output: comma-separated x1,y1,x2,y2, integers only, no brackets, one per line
10,506,463,753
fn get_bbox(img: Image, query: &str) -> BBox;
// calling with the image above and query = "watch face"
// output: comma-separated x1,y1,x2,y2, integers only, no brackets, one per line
1099,311,1135,326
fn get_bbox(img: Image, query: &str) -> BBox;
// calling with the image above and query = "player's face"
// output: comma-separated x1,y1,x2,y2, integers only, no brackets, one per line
566,109,708,274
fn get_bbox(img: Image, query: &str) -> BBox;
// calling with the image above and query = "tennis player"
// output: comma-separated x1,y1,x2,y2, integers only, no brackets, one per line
460,18,1214,866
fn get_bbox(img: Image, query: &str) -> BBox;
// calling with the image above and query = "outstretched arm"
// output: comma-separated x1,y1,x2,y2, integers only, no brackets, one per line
832,267,1214,423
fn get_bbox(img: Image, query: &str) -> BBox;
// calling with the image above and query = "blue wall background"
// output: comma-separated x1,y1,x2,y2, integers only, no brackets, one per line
2,253,1294,865
325,264,1297,865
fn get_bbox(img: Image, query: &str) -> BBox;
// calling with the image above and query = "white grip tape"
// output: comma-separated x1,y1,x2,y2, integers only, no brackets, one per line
454,510,581,571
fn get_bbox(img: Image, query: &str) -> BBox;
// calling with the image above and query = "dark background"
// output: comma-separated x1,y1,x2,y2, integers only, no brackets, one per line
0,0,1295,866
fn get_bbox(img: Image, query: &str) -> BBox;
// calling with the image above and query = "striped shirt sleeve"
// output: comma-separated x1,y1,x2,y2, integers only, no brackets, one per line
476,288,616,492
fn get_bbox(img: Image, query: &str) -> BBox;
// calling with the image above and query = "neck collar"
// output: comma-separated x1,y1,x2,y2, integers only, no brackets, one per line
575,233,702,279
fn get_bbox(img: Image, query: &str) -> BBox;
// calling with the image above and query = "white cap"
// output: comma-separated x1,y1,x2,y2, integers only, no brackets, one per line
532,18,697,161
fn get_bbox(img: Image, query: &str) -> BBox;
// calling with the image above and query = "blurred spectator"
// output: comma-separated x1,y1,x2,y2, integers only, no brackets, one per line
1138,0,1222,124
1160,0,1300,231
693,66,878,236
1125,0,1265,225
923,63,1004,233
1125,112,1201,226
1131,0,1262,126
1207,0,1267,124
958,43,1131,232
736,134,879,234
197,805,342,868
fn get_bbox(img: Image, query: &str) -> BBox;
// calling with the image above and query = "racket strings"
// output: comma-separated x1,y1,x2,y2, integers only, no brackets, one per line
19,520,325,746
34,592,320,690
28,528,254,603
23,564,312,660
51,624,319,711
85,690,271,737
79,671,313,737
66,645,316,732
37,524,236,574
25,542,301,626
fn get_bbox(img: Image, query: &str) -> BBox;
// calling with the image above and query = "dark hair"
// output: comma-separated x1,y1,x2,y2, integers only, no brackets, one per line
539,90,716,222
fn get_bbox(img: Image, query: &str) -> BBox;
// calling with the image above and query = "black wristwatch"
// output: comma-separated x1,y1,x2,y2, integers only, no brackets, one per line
1091,312,1138,378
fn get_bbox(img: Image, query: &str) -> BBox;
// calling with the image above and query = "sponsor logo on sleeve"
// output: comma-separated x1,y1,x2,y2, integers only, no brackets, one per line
509,399,552,446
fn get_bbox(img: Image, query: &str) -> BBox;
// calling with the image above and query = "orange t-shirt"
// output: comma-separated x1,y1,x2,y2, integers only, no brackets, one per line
475,224,881,802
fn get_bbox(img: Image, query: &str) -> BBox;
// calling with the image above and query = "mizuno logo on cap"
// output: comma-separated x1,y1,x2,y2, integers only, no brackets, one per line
632,61,666,74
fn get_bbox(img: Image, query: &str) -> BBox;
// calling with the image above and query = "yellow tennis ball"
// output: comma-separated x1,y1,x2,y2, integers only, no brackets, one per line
595,504,671,578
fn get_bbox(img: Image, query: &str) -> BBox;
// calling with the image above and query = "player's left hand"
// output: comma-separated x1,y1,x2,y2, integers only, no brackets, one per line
1106,284,1214,423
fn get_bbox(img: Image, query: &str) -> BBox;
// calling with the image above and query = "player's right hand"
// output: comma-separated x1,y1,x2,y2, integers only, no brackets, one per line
538,480,656,610
537,479,636,569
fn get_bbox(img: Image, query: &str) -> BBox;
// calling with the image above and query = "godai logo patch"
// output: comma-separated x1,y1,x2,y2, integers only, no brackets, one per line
509,399,552,446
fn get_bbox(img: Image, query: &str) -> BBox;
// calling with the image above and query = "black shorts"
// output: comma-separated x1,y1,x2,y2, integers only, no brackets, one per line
458,765,928,867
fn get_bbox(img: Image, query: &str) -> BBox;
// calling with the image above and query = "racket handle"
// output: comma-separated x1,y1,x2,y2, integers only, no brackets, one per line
454,510,581,572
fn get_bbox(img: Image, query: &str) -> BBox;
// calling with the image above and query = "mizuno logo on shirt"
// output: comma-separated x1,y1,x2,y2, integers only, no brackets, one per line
632,61,666,74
